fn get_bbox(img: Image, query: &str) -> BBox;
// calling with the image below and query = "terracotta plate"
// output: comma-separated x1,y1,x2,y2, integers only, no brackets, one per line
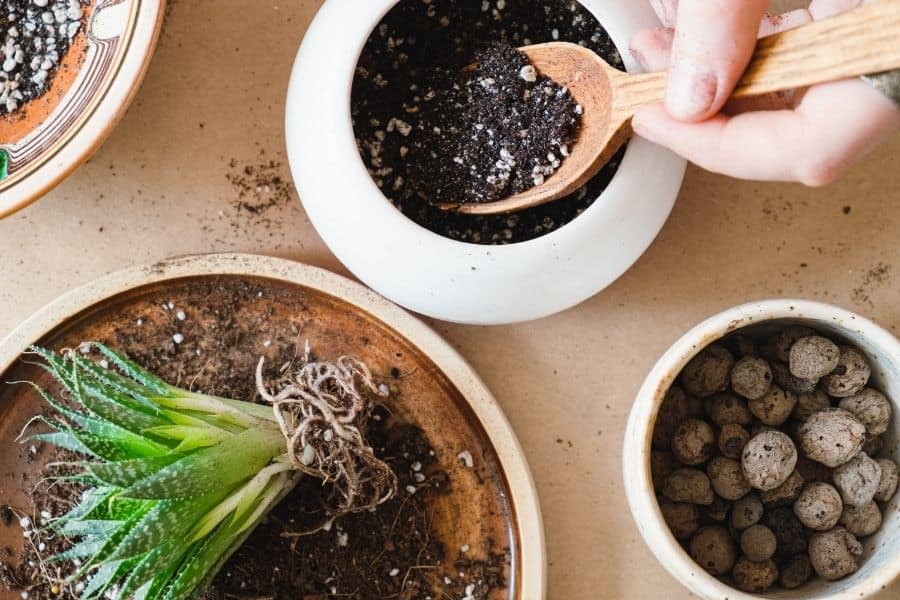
0,0,165,218
0,253,545,598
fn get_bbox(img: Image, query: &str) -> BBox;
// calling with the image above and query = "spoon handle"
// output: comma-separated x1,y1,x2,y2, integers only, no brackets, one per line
616,0,900,117
736,0,900,97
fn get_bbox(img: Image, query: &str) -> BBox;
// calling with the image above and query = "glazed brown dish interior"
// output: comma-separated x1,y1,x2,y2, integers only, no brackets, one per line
0,2,95,144
0,275,518,598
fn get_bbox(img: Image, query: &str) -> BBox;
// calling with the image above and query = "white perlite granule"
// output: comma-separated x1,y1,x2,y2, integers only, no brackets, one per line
518,65,537,83
1,0,86,113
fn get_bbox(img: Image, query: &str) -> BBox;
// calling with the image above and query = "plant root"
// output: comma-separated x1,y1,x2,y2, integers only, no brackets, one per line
256,349,398,518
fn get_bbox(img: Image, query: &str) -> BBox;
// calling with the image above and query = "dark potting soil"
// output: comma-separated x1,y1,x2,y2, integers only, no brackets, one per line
206,412,507,600
0,279,507,599
409,41,581,205
352,0,626,244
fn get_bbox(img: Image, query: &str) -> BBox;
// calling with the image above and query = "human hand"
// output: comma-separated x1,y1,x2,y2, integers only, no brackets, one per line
630,0,900,186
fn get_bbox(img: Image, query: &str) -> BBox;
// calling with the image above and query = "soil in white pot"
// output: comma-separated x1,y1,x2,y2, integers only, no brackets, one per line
408,41,582,205
351,0,626,245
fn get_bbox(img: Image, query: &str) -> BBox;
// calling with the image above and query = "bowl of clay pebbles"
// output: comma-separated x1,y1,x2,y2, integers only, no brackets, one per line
0,253,544,599
285,0,686,325
0,0,164,217
624,299,900,599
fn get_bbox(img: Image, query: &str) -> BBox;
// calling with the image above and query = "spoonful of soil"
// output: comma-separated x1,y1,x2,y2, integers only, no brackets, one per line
434,0,900,215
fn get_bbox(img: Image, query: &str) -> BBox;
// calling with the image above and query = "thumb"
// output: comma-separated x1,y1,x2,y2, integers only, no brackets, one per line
666,0,769,121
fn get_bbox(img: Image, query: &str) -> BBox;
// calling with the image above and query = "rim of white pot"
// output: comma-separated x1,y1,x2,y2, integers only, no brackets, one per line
285,0,686,325
623,299,900,600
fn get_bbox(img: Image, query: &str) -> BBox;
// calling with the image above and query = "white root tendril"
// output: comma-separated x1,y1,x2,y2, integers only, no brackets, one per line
256,351,398,516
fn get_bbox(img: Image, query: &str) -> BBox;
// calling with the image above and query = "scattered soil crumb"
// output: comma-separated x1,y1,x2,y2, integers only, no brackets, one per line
851,262,891,306
226,154,297,216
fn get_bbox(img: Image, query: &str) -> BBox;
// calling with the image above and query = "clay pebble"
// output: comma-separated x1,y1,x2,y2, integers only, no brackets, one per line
833,452,882,507
822,347,870,398
839,389,892,438
731,493,764,530
789,336,840,381
874,458,898,502
839,501,882,537
797,409,866,468
741,431,797,491
748,385,797,426
707,457,751,501
793,482,842,531
731,357,772,400
689,526,736,575
672,418,716,466
718,423,750,460
808,527,862,581
682,345,734,398
705,392,752,427
779,554,813,589
663,468,715,505
740,524,777,562
732,557,779,593
760,469,804,507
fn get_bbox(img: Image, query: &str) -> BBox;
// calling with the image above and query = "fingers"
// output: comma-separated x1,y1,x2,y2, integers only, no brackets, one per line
632,79,900,185
630,27,674,72
727,9,813,113
649,0,678,28
631,7,813,111
665,0,769,122
789,80,900,185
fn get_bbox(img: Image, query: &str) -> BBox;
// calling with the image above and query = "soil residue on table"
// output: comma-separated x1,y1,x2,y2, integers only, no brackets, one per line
851,261,892,307
226,155,297,217
352,0,626,245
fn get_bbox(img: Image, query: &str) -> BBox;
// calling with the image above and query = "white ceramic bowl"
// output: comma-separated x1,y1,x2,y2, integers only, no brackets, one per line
623,300,900,600
285,0,686,325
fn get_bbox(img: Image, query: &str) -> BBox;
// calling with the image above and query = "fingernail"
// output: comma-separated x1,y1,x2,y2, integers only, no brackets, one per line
666,58,718,121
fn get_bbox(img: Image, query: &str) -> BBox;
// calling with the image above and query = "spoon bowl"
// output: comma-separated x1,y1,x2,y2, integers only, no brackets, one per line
437,42,662,216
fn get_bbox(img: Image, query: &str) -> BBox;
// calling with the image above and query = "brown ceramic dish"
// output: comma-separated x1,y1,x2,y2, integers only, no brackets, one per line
0,253,545,598
0,0,165,218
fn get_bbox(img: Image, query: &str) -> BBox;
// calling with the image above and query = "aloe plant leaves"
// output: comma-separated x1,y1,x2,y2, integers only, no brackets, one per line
26,345,298,600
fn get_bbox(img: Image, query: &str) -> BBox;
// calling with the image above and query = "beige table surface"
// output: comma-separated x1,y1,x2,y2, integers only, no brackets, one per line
0,1,898,598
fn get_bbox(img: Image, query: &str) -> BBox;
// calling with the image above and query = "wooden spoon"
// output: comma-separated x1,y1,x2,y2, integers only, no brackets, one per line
437,0,900,215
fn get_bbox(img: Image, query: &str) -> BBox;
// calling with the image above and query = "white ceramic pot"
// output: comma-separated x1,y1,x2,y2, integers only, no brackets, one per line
624,300,900,600
285,0,686,325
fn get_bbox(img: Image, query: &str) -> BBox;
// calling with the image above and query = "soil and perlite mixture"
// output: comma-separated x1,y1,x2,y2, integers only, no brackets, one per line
1,0,86,114
0,279,508,599
207,414,506,600
352,0,625,245
409,41,581,205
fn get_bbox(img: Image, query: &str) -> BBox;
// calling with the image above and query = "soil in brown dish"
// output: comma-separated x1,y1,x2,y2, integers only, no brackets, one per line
206,415,507,600
0,277,512,599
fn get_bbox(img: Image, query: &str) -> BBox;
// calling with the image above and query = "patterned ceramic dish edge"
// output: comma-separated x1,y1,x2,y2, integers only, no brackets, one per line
0,0,164,218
